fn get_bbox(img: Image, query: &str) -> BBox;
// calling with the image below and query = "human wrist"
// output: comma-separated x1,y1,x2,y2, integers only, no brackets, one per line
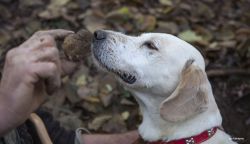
0,94,12,136
0,89,19,136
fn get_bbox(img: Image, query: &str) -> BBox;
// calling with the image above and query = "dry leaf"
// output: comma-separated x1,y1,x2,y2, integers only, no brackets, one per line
159,0,173,6
88,115,112,130
178,30,203,43
121,111,130,120
102,114,127,133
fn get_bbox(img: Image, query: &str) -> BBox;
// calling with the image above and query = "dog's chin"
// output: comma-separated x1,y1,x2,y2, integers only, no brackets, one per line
93,55,137,84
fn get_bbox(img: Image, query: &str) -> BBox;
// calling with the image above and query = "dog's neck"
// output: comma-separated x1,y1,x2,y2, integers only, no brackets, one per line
129,84,222,142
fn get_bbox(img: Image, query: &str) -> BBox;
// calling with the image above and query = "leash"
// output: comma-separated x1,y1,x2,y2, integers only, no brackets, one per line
29,113,53,144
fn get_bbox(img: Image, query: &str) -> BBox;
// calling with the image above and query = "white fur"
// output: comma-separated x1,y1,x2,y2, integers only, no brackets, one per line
92,30,237,144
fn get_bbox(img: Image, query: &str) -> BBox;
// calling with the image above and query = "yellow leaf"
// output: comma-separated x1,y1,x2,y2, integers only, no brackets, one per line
121,111,130,120
76,74,87,86
178,30,203,43
51,0,71,7
159,0,173,6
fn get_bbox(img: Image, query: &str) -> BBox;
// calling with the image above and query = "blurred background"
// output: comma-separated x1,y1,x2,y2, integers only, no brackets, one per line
0,0,249,143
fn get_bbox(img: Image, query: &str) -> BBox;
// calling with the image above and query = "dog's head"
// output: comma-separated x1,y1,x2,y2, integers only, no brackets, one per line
92,30,210,123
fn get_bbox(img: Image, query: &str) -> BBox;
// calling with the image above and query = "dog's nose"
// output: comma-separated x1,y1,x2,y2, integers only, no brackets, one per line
93,30,107,40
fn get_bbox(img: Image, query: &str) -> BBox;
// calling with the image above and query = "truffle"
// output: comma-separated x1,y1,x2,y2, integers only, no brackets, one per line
63,29,92,61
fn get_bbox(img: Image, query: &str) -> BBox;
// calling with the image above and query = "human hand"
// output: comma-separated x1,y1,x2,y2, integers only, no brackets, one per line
0,29,73,135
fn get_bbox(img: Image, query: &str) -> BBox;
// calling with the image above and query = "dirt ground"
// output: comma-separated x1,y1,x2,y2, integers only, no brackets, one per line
0,0,249,143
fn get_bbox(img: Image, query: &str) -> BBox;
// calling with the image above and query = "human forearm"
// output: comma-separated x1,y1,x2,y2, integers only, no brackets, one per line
79,131,139,144
0,94,15,136
0,87,31,136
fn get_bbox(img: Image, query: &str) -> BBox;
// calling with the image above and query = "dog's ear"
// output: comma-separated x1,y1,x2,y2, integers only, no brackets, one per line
160,59,209,122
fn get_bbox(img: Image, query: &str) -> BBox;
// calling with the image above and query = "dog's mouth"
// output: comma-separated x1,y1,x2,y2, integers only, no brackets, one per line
116,71,136,84
93,53,137,84
103,65,137,84
92,36,137,84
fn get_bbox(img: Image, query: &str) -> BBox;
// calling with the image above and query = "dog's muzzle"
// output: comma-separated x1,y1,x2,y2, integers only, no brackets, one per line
92,30,108,65
92,30,137,84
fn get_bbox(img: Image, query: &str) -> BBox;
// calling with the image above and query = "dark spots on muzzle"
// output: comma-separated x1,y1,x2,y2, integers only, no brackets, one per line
119,72,136,84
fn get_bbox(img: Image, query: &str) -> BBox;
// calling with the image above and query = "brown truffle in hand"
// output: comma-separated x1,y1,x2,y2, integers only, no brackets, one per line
63,29,92,61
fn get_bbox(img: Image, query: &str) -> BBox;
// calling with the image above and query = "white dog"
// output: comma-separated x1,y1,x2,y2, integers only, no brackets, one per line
91,30,237,144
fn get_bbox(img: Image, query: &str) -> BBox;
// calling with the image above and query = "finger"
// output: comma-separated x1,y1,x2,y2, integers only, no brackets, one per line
35,46,62,81
30,62,61,95
31,46,60,64
18,29,73,50
35,29,74,39
32,48,76,77
20,35,56,51
60,59,77,76
37,35,56,48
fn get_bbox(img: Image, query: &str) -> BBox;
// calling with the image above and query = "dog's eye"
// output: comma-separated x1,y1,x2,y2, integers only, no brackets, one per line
143,41,158,51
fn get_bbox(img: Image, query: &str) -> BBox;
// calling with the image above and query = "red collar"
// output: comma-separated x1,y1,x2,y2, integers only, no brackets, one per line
147,127,218,144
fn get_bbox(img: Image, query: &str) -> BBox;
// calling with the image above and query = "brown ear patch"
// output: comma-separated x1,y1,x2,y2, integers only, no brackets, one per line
160,59,209,122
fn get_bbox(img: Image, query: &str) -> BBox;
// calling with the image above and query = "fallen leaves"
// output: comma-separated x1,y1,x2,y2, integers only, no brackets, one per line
52,0,71,7
38,0,71,19
19,0,44,7
88,115,112,131
121,111,130,121
83,11,107,33
0,29,11,46
0,4,12,19
156,21,179,34
76,74,87,86
178,30,203,43
102,114,127,133
136,15,157,31
0,0,249,139
216,28,235,41
159,0,173,6
106,7,133,20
